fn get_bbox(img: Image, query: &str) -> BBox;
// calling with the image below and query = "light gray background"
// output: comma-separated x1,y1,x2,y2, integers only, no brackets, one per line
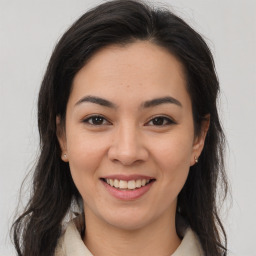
0,0,255,255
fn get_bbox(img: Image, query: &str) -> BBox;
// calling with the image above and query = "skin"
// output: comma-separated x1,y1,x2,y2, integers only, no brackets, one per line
57,41,209,256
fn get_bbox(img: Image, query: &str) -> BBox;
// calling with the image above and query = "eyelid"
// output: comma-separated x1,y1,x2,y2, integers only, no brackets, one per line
145,115,176,126
81,114,176,126
82,114,112,125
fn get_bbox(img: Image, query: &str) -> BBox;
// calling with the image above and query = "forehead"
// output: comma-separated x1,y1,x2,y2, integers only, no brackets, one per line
70,41,191,108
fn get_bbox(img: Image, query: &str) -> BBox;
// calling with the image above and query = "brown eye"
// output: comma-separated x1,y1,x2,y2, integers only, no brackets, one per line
83,115,110,125
147,116,175,126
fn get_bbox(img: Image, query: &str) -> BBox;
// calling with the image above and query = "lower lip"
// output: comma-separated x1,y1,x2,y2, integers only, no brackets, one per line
101,180,155,201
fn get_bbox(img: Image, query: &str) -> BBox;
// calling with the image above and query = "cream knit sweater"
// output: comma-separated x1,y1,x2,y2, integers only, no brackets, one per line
55,219,203,256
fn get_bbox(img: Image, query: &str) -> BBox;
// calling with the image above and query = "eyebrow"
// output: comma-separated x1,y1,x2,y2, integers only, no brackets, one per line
75,95,182,108
75,95,117,108
142,96,182,108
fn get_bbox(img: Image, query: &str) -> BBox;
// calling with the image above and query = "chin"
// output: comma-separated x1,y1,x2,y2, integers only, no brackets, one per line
108,218,149,231
101,208,156,231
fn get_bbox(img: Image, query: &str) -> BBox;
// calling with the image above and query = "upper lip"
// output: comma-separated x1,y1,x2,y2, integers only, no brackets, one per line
101,174,155,181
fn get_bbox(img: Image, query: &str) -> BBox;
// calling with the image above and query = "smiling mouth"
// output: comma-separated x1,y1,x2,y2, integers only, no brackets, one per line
101,178,156,190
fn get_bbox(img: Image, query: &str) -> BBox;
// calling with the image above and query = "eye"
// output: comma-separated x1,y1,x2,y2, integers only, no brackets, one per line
83,115,111,126
146,116,175,126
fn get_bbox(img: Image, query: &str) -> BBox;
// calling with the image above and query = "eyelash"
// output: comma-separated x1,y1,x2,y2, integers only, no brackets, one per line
82,115,175,127
82,115,111,126
145,116,175,126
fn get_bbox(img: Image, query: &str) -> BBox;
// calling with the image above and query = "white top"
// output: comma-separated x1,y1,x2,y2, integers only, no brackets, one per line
55,218,204,256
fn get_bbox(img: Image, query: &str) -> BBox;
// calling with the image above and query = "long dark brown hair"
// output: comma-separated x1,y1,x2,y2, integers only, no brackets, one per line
12,0,228,255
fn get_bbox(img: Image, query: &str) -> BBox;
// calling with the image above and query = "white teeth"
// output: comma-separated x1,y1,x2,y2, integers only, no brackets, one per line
105,178,151,190
128,180,136,189
135,179,142,188
114,179,119,188
119,180,128,189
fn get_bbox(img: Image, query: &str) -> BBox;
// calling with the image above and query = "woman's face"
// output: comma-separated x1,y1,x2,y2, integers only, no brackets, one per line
58,41,207,231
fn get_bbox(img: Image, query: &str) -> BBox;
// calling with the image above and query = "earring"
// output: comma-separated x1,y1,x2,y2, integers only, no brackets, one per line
194,156,198,164
62,153,68,162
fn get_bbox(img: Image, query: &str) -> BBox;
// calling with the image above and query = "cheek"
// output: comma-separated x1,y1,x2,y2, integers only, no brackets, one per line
151,132,193,189
66,129,108,180
66,133,109,205
154,133,193,168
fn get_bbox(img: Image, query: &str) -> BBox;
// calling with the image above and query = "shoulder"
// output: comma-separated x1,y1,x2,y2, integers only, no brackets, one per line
54,218,93,256
55,234,65,256
172,227,204,256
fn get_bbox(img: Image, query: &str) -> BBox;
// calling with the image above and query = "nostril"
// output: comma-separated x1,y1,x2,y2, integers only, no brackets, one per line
107,135,149,165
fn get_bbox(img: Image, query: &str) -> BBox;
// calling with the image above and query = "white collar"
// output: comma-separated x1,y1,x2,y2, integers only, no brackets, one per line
55,218,203,256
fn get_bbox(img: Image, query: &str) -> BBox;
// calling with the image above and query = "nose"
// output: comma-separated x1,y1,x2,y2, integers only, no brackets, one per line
108,124,149,166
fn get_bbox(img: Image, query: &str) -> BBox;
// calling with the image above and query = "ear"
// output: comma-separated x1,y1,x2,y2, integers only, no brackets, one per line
56,116,69,162
190,114,210,166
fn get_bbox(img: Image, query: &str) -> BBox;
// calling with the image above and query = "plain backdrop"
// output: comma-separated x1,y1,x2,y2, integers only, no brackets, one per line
0,0,255,255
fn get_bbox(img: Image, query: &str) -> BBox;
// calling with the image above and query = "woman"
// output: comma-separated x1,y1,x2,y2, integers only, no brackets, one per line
12,0,228,255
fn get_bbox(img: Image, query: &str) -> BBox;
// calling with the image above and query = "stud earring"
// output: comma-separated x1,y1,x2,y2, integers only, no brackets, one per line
63,153,67,158
194,156,198,164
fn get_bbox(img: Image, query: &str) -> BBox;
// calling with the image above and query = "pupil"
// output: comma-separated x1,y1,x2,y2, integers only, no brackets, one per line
153,117,164,125
93,116,103,125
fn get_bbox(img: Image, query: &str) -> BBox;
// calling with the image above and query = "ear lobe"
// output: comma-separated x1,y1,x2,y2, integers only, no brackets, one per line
56,116,69,162
191,115,210,165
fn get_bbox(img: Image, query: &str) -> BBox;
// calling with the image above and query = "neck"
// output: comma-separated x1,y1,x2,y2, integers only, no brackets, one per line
83,209,181,256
